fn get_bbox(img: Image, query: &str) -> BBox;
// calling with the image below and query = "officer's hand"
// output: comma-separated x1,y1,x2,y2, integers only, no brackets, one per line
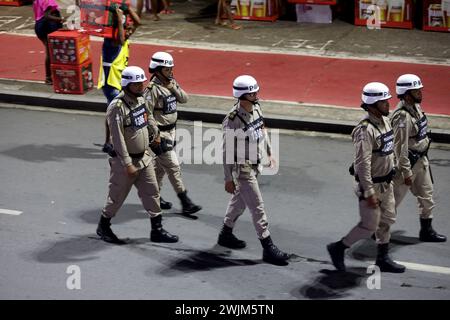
366,195,379,209
225,181,236,194
166,80,175,90
268,156,276,169
154,134,161,144
404,176,413,186
126,164,138,177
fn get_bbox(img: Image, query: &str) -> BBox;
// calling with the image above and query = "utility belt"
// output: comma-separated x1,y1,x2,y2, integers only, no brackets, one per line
354,168,396,184
408,149,427,169
129,152,145,159
158,122,176,132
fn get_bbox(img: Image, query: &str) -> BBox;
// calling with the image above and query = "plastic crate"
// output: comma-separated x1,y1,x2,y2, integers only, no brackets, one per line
423,0,450,32
231,0,279,22
51,60,94,94
354,0,414,29
48,30,91,65
80,0,132,38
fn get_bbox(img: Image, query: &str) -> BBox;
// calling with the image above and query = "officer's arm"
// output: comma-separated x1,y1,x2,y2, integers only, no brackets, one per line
353,126,375,198
392,112,413,179
107,103,132,167
144,99,160,142
263,128,272,157
168,80,189,104
222,117,235,182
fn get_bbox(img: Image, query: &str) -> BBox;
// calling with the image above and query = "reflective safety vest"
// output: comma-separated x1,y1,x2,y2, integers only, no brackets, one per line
97,40,129,91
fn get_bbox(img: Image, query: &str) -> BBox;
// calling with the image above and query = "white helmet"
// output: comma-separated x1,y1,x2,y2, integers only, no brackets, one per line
361,82,392,105
396,74,423,95
233,75,259,98
149,52,174,70
121,66,147,87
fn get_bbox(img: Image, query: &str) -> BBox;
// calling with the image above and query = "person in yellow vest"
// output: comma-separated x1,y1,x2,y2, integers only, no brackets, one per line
98,5,140,155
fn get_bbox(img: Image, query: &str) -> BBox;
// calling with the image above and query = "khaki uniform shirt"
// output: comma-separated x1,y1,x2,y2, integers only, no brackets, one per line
106,91,159,169
390,101,429,179
222,102,272,182
351,114,395,198
144,77,188,140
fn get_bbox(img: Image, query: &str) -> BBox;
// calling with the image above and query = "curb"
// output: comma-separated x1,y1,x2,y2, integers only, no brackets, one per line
1,90,449,144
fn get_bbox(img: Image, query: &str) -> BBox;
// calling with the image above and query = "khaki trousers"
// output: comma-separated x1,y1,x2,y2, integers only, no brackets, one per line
103,157,161,218
224,167,270,239
154,149,185,194
393,156,434,219
343,182,396,246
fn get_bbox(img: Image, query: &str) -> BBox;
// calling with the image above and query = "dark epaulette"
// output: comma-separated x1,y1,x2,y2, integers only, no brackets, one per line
359,119,370,128
228,109,238,120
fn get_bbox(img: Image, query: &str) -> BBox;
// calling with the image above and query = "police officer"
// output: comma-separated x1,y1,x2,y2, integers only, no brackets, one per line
144,52,202,215
390,74,446,242
327,82,405,273
97,66,179,244
219,75,290,266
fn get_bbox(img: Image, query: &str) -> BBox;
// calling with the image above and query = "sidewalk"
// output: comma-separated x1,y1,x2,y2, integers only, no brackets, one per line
0,1,449,142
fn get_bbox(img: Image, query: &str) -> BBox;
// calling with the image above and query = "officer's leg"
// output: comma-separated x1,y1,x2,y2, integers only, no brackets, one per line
98,158,135,244
328,196,380,271
218,184,247,249
154,156,167,191
238,171,289,265
375,183,406,273
392,173,409,209
157,150,185,194
410,157,435,219
411,157,446,242
376,184,397,244
157,149,202,214
134,164,178,243
343,198,380,247
153,156,172,209
103,158,135,218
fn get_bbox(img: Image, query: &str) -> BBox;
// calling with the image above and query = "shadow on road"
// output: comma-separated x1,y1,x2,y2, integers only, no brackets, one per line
155,244,260,275
31,234,110,263
296,268,367,299
79,204,200,225
1,144,105,162
349,230,420,261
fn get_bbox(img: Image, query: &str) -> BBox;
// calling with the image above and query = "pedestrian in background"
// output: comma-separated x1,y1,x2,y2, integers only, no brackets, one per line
216,0,241,30
33,0,65,85
98,5,140,155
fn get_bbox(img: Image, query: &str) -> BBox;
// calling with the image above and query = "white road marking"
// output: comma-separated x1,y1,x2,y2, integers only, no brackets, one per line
396,261,450,275
0,208,22,215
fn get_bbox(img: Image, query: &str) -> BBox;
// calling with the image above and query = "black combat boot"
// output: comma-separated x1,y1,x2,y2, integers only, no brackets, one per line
96,215,126,245
419,218,447,242
160,197,173,210
217,225,246,249
375,243,406,273
260,236,290,266
150,215,179,243
327,240,348,272
177,190,202,215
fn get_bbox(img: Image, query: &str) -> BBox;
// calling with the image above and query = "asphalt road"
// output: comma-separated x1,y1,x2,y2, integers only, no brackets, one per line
1,104,450,300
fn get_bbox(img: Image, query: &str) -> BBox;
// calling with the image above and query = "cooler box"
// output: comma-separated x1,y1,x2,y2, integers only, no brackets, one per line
80,0,132,38
51,60,94,94
296,4,332,23
48,30,91,65
0,0,32,6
